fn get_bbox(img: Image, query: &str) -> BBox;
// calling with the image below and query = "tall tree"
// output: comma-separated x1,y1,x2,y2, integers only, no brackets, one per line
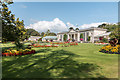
1,1,26,48
1,2,26,42
98,23,119,40
41,32,45,37
46,29,50,35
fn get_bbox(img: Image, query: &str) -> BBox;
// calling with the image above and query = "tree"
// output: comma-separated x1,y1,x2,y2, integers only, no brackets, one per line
1,1,26,48
26,29,40,36
98,23,120,44
45,29,56,36
46,29,50,35
80,34,83,39
63,34,67,42
87,36,90,41
41,32,45,37
47,32,57,36
98,23,107,28
109,27,119,39
2,1,26,41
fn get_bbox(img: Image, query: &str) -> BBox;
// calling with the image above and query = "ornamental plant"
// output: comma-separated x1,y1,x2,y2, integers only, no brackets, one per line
87,36,90,41
109,38,118,47
80,34,83,41
99,45,120,54
2,48,36,56
99,36,103,40
63,34,67,42
80,38,83,41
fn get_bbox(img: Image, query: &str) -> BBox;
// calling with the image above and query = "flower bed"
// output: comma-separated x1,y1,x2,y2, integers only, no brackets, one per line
2,48,36,56
95,43,109,45
51,42,65,44
99,45,120,54
70,43,78,46
33,44,59,47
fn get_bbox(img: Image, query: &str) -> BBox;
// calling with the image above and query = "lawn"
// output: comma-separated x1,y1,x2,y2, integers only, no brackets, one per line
1,43,118,78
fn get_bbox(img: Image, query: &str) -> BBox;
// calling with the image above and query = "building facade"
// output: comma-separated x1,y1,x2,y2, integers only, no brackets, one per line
57,27,110,43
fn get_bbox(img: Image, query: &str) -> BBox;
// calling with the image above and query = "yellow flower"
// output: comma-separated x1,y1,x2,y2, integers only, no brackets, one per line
4,7,8,10
8,11,11,14
100,45,120,53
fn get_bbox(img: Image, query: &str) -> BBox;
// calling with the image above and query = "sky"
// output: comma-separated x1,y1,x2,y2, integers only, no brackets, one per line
13,0,119,2
8,2,118,33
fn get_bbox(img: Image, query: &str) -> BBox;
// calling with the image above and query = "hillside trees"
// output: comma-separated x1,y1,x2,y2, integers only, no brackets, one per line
43,30,56,37
26,29,40,36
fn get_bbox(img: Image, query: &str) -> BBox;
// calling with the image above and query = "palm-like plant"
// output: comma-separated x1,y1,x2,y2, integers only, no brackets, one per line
75,28,79,31
69,27,74,30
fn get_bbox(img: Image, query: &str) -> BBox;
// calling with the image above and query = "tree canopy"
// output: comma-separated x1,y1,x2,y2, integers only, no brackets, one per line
80,34,83,39
1,1,26,42
63,34,67,41
98,23,119,41
43,30,56,37
26,29,40,36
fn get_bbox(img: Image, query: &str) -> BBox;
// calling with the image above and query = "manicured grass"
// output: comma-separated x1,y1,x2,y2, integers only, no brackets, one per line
2,43,118,78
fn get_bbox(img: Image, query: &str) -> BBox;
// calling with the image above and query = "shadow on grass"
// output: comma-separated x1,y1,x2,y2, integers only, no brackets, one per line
2,49,110,79
35,48,52,53
2,46,16,50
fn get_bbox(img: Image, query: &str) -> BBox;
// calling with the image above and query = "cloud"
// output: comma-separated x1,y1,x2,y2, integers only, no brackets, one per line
26,18,68,33
66,22,77,29
20,4,27,8
79,22,108,29
26,18,112,33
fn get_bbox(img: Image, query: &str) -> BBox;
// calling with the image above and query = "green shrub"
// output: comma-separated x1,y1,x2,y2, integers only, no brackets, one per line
87,36,90,41
101,38,108,43
63,34,67,42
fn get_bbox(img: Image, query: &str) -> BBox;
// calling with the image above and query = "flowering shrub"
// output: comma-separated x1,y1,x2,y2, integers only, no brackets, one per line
70,42,78,46
99,45,120,54
99,36,103,40
51,42,65,44
2,48,35,56
80,38,83,41
95,43,109,45
109,38,118,47
33,43,59,47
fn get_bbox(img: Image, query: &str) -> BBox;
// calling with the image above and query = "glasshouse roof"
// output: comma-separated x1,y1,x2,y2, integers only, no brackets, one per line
42,36,57,39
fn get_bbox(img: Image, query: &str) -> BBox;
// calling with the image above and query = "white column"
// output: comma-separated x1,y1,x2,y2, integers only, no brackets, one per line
62,34,64,42
85,32,87,42
57,35,59,41
89,32,92,42
77,33,80,41
71,34,72,39
92,32,94,43
67,34,69,40
59,35,61,41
